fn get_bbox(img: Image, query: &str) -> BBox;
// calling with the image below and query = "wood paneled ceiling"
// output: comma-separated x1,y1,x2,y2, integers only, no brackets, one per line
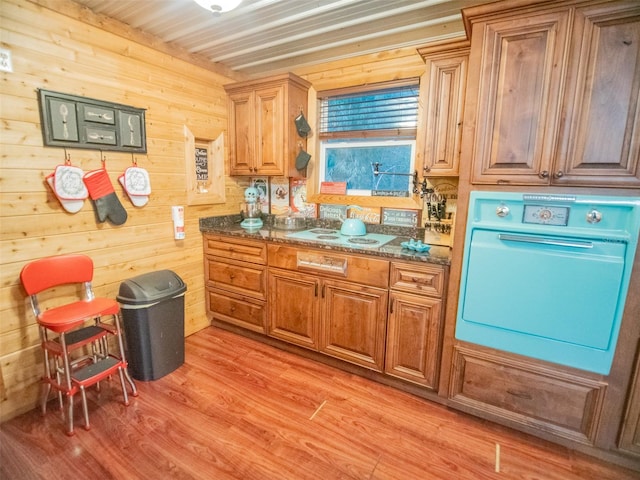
71,0,483,78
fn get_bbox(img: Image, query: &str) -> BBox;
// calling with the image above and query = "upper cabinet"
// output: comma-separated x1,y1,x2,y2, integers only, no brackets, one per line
416,40,470,176
557,2,640,187
225,73,311,177
462,0,640,188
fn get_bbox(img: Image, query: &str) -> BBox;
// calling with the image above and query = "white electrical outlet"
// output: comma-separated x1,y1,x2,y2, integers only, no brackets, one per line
0,49,13,73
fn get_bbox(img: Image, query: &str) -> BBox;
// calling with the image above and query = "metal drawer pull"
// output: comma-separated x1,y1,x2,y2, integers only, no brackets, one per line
498,234,593,249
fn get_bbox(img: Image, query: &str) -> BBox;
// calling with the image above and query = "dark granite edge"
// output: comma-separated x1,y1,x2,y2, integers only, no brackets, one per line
199,215,451,266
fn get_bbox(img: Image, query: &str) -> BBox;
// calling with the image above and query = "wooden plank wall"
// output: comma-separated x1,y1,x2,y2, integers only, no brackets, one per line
0,0,248,421
0,0,428,421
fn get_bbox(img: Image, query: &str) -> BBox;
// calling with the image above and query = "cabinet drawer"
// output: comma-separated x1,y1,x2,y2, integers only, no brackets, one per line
390,262,445,297
207,288,266,334
268,244,389,288
203,234,267,264
449,345,606,443
205,257,266,299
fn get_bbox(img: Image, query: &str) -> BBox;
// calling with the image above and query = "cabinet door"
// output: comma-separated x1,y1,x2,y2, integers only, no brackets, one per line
320,279,388,372
254,85,285,176
468,10,570,185
555,3,640,187
268,269,319,349
385,291,442,389
419,48,468,175
619,340,640,456
228,91,255,175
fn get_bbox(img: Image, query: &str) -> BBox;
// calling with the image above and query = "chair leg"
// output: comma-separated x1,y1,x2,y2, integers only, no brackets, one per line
39,382,51,416
80,386,91,431
123,369,137,397
117,368,130,406
65,393,75,436
114,313,137,397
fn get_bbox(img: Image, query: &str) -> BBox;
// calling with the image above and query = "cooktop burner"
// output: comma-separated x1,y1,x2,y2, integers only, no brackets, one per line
285,229,396,249
347,237,379,245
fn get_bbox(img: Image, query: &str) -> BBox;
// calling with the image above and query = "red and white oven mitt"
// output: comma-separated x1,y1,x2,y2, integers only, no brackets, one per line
45,164,88,214
118,166,151,207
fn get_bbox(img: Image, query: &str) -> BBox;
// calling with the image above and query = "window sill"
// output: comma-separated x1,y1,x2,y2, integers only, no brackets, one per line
307,193,423,210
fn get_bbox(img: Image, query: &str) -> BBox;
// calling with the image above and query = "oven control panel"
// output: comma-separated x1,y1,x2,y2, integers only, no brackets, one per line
471,191,640,242
522,204,570,226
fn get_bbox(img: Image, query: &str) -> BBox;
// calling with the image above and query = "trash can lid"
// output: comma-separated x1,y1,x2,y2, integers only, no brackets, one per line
117,269,187,305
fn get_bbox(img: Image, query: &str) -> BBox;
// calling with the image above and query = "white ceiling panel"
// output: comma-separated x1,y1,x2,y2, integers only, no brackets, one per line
70,0,484,77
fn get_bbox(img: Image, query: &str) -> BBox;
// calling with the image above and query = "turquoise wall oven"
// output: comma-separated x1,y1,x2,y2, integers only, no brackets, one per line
456,191,640,374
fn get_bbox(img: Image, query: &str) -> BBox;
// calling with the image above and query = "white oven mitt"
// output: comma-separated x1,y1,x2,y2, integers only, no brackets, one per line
118,166,151,207
45,164,88,213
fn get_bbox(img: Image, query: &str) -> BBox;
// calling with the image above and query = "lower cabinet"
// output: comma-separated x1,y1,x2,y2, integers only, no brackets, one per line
267,268,319,349
205,237,446,380
267,253,388,372
385,292,442,388
618,341,640,456
320,279,387,371
385,262,446,389
449,345,607,444
203,234,268,333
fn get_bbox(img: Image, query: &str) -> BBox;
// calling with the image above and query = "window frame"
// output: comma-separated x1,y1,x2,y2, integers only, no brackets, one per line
306,79,423,210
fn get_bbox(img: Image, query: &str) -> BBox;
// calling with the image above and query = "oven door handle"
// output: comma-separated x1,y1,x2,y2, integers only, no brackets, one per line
498,233,593,249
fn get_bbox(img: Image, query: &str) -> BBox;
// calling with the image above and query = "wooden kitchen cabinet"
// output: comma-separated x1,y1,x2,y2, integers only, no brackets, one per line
268,268,319,350
267,244,389,372
320,279,388,372
225,73,311,177
618,341,640,456
463,5,570,186
449,344,607,444
203,234,268,333
416,40,469,176
385,262,446,389
554,2,640,187
463,0,640,187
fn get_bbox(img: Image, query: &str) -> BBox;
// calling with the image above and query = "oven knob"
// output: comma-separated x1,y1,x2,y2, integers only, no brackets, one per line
496,204,510,218
586,209,602,224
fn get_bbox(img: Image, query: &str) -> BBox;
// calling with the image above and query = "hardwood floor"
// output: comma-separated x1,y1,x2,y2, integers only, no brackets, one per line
1,326,638,479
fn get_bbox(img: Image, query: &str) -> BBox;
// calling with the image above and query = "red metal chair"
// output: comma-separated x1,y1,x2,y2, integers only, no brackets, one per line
20,254,137,435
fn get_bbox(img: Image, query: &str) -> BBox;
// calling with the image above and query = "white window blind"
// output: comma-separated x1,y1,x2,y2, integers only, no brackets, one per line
319,80,419,138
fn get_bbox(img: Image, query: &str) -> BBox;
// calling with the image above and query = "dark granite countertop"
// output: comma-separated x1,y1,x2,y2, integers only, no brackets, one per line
199,215,451,266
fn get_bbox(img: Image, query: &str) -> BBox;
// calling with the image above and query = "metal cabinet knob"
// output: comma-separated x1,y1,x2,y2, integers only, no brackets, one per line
538,170,549,179
496,204,510,217
586,209,602,224
554,170,564,178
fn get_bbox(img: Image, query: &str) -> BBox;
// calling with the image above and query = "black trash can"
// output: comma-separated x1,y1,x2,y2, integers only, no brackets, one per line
117,270,187,381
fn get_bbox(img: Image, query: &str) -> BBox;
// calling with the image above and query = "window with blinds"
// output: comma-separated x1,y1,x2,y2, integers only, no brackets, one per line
317,80,419,196
319,80,419,138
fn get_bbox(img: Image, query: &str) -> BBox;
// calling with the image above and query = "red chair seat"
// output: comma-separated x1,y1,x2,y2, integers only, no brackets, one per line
37,298,120,332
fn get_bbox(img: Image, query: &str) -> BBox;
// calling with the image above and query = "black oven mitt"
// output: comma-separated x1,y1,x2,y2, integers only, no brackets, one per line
83,168,128,225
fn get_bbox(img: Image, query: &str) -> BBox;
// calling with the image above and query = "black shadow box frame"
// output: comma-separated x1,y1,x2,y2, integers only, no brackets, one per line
38,89,147,153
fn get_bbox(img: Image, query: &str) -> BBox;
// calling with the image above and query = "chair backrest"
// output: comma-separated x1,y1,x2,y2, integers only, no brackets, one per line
20,254,94,296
